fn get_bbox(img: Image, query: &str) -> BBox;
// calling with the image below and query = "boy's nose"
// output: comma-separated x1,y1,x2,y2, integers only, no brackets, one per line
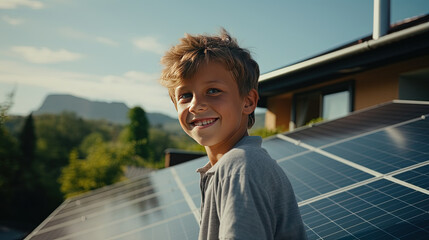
189,96,208,113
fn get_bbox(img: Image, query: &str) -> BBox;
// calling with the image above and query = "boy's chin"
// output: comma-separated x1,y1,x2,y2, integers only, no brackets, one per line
192,136,215,147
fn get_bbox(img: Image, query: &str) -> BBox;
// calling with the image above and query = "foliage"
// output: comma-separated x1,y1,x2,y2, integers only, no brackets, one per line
127,107,149,159
60,107,155,197
78,132,105,157
147,128,172,164
250,126,285,138
35,112,92,170
0,127,20,204
306,117,324,126
0,92,19,191
0,90,14,126
19,113,36,166
59,141,129,198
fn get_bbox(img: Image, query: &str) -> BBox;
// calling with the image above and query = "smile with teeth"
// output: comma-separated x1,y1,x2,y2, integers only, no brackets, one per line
191,118,218,127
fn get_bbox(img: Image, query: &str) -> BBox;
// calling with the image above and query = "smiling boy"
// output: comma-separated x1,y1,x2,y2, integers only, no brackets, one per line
160,29,306,240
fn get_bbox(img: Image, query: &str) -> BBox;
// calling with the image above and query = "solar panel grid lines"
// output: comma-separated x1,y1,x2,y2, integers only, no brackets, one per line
24,199,70,240
323,118,429,175
277,134,383,178
279,152,373,202
301,180,429,239
42,176,179,229
388,160,429,178
393,99,429,105
285,102,429,147
297,177,382,207
170,167,201,223
298,160,429,208
261,136,307,160
61,174,152,210
106,212,199,240
384,175,429,196
34,185,180,235
276,149,311,163
58,176,156,214
34,198,191,240
30,170,195,239
48,182,158,224
394,164,429,191
316,114,427,154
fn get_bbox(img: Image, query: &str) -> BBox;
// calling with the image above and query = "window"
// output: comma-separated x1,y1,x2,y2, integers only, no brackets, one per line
293,81,353,127
322,91,350,120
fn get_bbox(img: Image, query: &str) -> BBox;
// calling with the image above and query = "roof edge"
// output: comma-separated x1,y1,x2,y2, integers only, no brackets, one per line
259,21,429,82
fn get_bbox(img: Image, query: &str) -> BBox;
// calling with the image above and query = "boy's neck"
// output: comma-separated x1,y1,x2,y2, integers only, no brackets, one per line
205,131,249,166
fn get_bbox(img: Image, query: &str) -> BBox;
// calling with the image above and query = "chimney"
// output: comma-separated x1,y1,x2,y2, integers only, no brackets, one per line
373,0,390,40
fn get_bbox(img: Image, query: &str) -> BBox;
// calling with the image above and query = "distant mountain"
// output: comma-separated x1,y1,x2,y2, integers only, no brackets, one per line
34,94,177,126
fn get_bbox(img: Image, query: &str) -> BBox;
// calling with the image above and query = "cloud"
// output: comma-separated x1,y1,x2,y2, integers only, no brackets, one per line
11,46,83,64
60,28,118,46
102,71,159,85
0,0,44,9
0,60,176,117
95,37,118,46
2,15,24,25
133,37,165,55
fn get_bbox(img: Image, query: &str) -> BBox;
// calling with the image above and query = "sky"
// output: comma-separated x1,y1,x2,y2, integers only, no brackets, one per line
1,0,429,118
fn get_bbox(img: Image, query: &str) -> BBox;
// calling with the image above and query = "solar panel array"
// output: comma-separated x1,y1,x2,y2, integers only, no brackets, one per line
26,101,429,240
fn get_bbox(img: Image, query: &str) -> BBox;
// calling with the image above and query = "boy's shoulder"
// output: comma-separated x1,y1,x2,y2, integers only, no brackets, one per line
212,136,282,177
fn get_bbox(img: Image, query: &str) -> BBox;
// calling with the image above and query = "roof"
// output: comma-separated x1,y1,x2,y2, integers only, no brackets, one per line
258,15,429,107
25,100,429,239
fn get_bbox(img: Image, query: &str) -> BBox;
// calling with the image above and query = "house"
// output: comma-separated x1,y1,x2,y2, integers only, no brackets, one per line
258,13,429,131
164,148,206,167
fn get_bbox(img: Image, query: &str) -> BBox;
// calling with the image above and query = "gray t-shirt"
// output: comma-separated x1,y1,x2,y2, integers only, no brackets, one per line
197,136,307,240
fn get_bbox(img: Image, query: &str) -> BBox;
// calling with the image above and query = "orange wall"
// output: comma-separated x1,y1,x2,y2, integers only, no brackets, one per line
265,94,292,130
354,56,429,110
354,70,398,111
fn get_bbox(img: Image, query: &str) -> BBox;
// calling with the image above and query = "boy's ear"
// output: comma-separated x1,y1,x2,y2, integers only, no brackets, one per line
243,89,258,114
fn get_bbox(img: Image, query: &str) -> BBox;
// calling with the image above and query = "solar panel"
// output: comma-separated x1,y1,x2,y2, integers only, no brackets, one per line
278,152,372,202
323,117,429,174
394,164,429,191
261,136,307,160
285,101,429,147
25,101,429,240
110,212,199,240
301,179,429,239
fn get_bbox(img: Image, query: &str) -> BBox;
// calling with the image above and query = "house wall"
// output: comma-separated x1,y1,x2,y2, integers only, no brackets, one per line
264,55,429,130
265,93,292,130
354,71,399,111
354,56,429,110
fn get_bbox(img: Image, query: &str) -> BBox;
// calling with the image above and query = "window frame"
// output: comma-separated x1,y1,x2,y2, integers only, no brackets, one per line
292,80,354,127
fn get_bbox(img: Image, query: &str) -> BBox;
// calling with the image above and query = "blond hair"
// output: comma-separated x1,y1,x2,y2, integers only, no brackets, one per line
160,28,259,128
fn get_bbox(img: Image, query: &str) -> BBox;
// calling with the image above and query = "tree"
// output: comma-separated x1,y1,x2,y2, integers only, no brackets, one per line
59,140,138,198
0,90,14,126
0,127,20,217
19,113,36,166
127,106,149,159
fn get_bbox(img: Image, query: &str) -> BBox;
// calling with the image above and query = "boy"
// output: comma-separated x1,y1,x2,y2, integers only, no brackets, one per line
160,29,306,240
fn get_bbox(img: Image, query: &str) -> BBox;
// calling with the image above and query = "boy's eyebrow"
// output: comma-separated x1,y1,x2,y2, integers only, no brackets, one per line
175,85,188,92
206,79,228,85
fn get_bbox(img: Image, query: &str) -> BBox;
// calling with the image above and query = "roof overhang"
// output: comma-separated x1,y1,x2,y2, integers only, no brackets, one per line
258,20,429,107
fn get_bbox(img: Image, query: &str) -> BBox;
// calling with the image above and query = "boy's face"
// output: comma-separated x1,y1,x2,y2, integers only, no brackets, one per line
174,62,249,147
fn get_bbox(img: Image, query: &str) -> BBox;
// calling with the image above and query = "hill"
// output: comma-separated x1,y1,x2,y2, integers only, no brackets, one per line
33,94,177,126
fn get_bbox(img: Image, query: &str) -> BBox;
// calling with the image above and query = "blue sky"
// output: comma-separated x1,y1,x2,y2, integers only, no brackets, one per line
1,0,428,118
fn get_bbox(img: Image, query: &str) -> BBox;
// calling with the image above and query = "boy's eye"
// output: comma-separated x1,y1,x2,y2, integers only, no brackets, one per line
207,88,221,94
178,93,192,100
